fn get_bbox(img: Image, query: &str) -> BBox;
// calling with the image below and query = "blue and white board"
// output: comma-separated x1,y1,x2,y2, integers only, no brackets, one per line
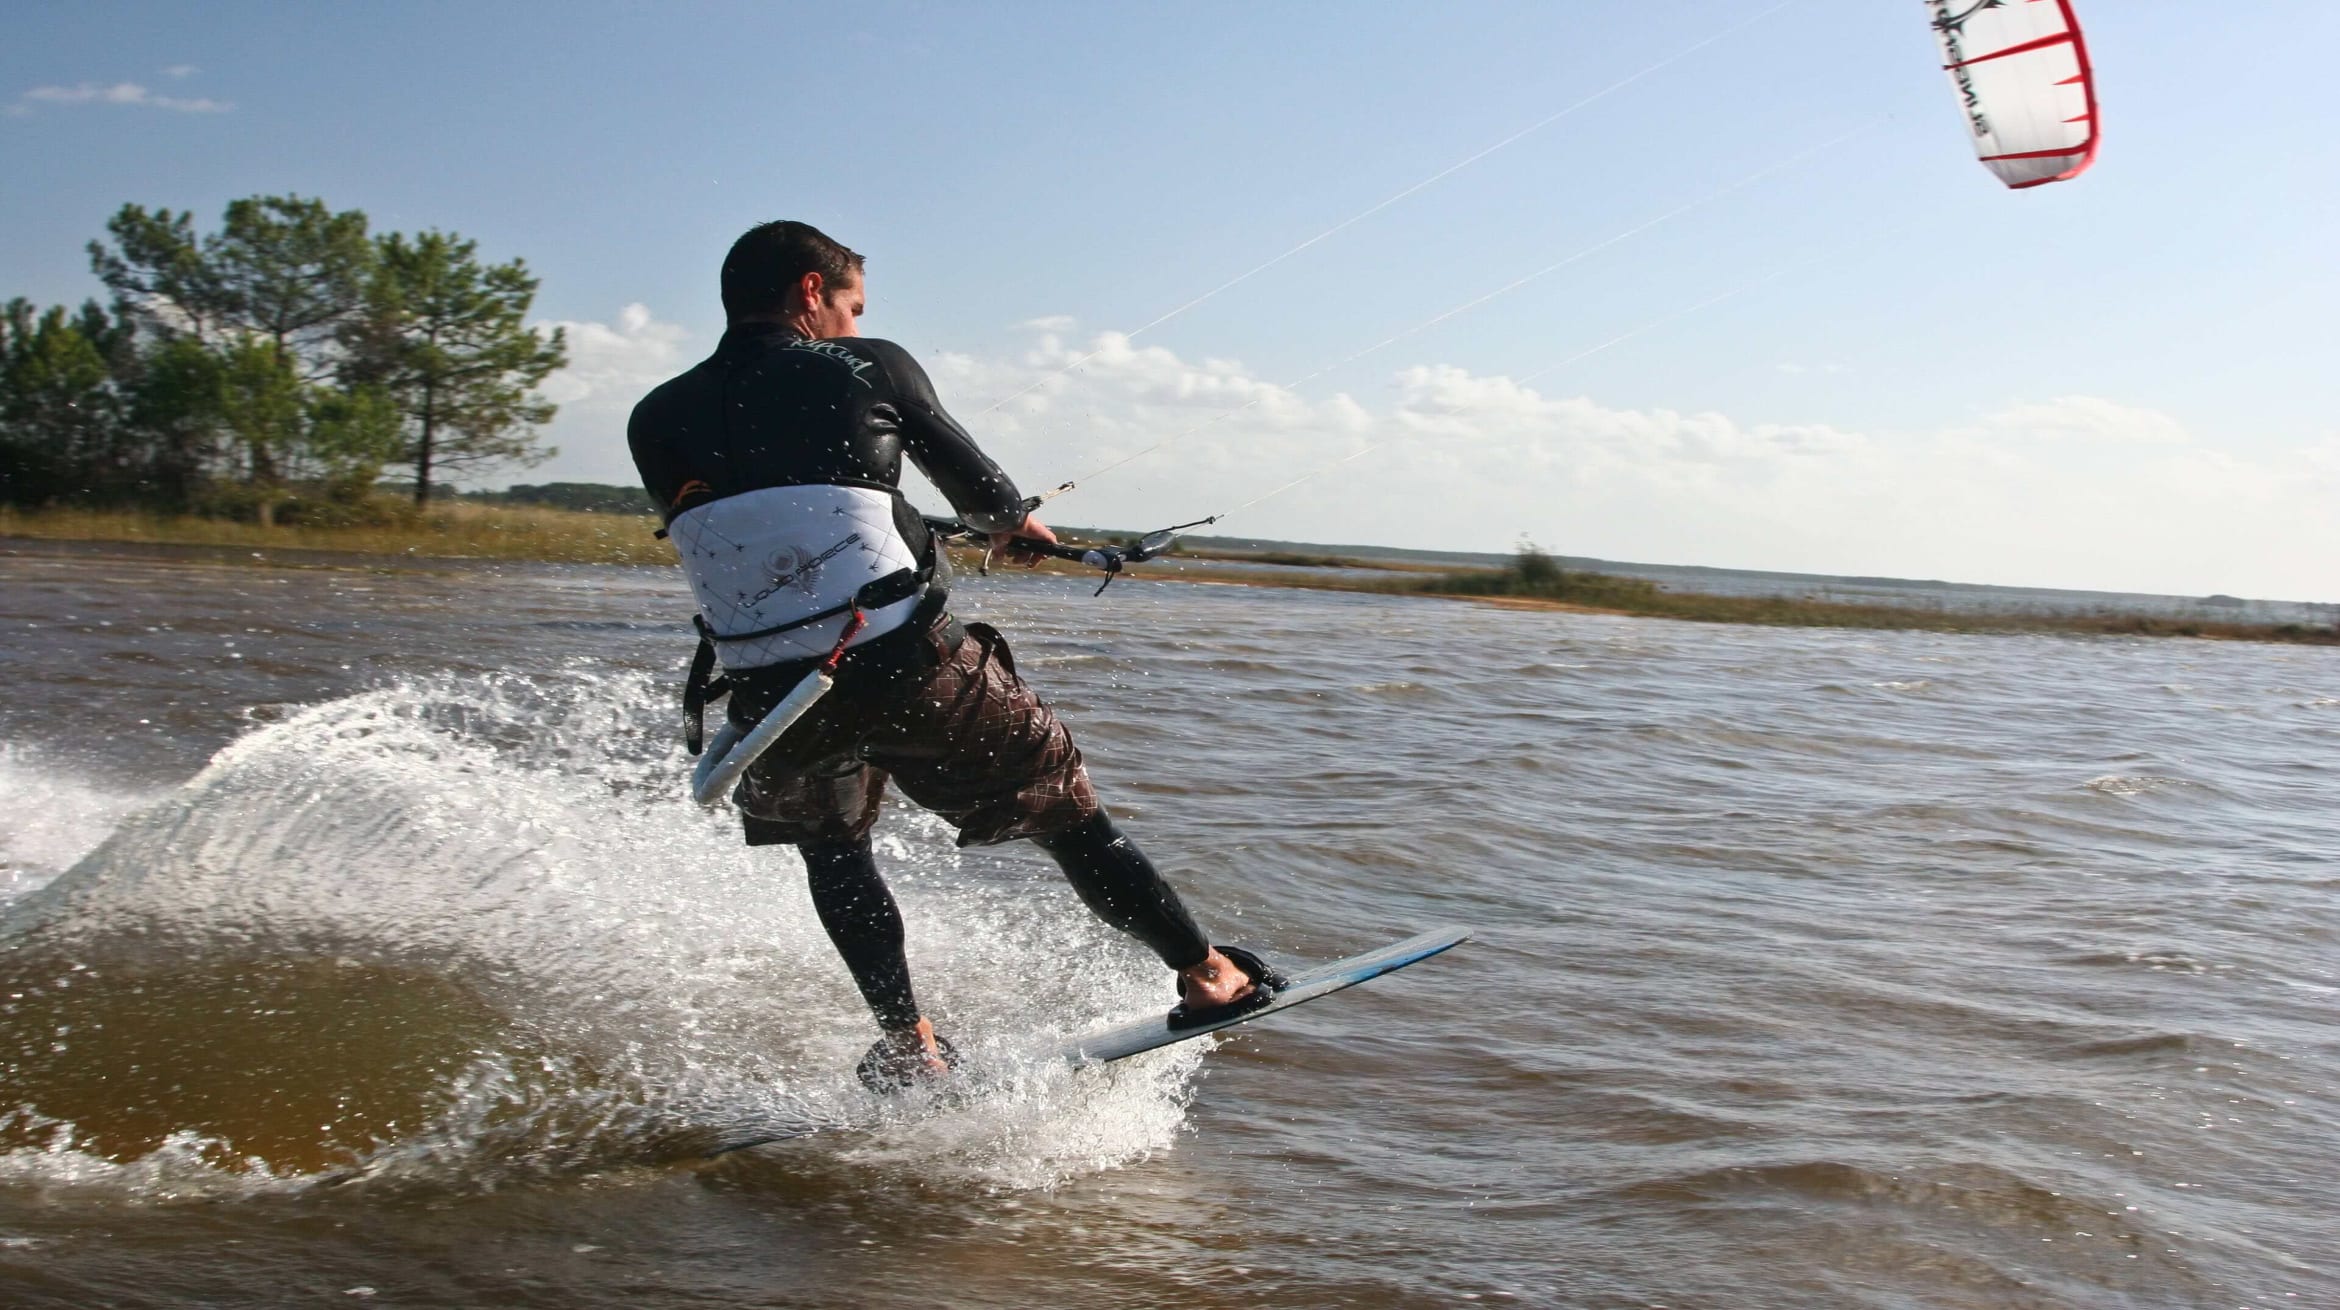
1058,925,1470,1066
696,926,1471,1158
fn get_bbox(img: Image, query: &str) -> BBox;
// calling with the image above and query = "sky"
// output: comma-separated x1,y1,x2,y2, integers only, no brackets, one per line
3,1,2335,601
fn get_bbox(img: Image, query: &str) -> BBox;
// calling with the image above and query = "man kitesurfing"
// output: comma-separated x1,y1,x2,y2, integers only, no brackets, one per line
628,221,1269,1089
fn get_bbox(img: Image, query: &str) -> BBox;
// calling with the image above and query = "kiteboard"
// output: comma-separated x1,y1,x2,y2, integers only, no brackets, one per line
696,925,1471,1158
1058,924,1470,1066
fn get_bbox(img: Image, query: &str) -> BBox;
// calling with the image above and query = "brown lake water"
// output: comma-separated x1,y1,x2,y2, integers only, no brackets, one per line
0,543,2334,1308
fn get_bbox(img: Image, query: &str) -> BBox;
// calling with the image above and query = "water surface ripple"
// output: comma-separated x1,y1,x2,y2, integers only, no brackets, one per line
1,547,2334,1308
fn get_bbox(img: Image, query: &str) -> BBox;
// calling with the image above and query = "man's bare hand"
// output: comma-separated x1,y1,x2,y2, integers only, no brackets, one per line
991,514,1058,567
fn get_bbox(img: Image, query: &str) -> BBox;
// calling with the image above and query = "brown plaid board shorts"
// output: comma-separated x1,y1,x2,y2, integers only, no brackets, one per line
730,618,1101,849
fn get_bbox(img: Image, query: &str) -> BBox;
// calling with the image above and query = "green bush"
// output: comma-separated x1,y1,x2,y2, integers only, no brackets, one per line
274,489,423,529
1514,540,1563,587
1415,541,1662,606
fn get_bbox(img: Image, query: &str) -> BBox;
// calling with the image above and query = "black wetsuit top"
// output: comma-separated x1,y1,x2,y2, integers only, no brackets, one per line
628,324,1027,536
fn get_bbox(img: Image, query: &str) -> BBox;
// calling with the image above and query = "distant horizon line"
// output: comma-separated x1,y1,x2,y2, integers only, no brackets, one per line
452,479,2336,610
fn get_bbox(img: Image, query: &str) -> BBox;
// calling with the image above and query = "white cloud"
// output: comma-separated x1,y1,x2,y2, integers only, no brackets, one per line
526,304,696,484
14,80,230,114
1980,395,2192,446
518,313,2340,601
2307,435,2340,482
937,326,2337,600
160,64,198,79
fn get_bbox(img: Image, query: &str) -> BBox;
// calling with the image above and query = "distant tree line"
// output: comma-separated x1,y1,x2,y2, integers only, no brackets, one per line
0,194,567,523
460,481,654,514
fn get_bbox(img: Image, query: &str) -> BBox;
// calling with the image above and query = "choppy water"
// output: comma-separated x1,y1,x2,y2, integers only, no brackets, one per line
1,542,2335,1308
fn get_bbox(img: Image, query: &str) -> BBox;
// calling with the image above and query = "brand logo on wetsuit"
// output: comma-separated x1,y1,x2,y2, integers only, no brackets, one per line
745,533,862,609
1927,0,2004,137
786,339,878,389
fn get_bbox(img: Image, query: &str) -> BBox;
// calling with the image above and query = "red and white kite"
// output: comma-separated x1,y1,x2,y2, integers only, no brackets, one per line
1924,0,2100,188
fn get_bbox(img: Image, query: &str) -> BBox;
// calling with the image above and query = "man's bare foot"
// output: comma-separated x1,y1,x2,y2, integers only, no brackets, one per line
859,1017,954,1091
889,1017,953,1077
1177,948,1256,1009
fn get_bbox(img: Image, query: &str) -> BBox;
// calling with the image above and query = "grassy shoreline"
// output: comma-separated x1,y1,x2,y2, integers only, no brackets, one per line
0,503,676,566
5,505,2332,646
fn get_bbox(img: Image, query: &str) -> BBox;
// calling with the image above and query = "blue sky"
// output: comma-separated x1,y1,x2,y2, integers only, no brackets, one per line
4,1,2335,599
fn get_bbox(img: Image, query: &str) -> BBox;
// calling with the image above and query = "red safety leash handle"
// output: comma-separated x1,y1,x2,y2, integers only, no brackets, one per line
820,607,868,673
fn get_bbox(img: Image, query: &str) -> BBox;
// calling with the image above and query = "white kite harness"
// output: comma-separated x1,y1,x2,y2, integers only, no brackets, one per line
672,483,934,803
669,483,927,670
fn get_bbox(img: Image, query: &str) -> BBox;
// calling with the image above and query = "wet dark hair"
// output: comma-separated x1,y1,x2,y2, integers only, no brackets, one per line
721,220,864,319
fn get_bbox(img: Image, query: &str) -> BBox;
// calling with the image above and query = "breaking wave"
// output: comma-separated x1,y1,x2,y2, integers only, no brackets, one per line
0,671,1204,1198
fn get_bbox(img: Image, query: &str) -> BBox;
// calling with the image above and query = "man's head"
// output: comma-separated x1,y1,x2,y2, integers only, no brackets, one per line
722,220,866,337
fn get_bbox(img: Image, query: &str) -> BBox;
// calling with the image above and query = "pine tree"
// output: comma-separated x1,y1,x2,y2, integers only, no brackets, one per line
352,231,567,503
33,194,565,514
125,336,228,508
0,300,123,503
89,196,376,486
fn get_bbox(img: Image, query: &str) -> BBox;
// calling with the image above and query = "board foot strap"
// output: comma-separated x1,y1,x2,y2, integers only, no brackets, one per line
1167,944,1288,1031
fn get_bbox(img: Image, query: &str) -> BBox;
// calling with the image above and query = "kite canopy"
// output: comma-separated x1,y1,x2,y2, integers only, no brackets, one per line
1925,0,2099,189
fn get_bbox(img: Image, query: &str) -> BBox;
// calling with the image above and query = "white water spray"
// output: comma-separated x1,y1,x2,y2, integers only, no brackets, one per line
1,672,1207,1196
